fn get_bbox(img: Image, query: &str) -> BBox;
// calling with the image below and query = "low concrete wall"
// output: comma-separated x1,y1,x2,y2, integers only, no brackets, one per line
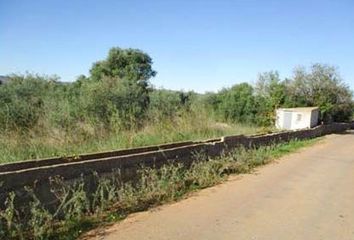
0,139,221,173
0,122,353,208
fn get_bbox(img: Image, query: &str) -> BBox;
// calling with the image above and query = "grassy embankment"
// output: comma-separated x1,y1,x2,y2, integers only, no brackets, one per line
0,137,319,239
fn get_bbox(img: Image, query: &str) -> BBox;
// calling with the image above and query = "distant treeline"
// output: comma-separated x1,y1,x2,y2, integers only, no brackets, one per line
0,47,353,134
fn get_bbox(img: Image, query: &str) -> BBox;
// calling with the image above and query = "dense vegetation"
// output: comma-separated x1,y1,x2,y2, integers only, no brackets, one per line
0,47,352,162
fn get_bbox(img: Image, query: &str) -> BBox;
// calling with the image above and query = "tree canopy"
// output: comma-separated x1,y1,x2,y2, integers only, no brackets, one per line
90,47,157,83
287,64,353,122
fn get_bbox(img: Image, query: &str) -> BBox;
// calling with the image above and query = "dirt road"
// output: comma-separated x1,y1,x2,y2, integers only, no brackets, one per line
85,131,354,240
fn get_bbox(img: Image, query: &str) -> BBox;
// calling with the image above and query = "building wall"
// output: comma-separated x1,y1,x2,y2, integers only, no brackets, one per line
310,109,319,127
290,111,312,130
276,109,319,130
275,109,284,129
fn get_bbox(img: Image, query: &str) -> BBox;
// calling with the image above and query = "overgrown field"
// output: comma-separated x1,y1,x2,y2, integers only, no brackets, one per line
0,114,260,163
0,138,319,239
0,48,352,163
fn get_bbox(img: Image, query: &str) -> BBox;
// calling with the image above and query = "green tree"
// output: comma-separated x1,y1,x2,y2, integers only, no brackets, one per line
255,71,287,108
254,71,288,125
84,47,157,128
80,76,150,129
215,83,256,123
287,64,353,122
90,47,157,82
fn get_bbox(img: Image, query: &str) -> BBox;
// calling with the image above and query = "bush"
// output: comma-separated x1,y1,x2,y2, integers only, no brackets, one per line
79,76,151,129
0,74,58,131
208,83,257,123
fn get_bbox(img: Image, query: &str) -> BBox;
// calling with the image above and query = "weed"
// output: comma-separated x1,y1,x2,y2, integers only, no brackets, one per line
0,138,318,239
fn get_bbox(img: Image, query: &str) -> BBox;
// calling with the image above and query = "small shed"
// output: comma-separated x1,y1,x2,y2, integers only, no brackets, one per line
275,107,319,130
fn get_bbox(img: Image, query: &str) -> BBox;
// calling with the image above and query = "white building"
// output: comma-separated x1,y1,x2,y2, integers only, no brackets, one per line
275,107,319,130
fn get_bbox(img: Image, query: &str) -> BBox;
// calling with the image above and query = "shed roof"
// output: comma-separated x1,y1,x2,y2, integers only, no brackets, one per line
277,107,319,112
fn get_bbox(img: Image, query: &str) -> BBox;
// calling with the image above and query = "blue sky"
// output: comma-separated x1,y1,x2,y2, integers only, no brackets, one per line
1,0,353,93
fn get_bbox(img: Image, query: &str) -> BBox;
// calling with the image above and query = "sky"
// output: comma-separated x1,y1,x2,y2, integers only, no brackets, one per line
1,0,354,93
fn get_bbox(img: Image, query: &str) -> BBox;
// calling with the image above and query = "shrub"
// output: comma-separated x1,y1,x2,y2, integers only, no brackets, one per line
0,74,58,131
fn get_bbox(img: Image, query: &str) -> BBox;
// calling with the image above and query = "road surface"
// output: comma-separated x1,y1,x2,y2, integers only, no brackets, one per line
84,131,354,240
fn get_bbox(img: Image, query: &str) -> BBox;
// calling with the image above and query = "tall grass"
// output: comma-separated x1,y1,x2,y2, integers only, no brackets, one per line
0,111,261,164
0,138,318,239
